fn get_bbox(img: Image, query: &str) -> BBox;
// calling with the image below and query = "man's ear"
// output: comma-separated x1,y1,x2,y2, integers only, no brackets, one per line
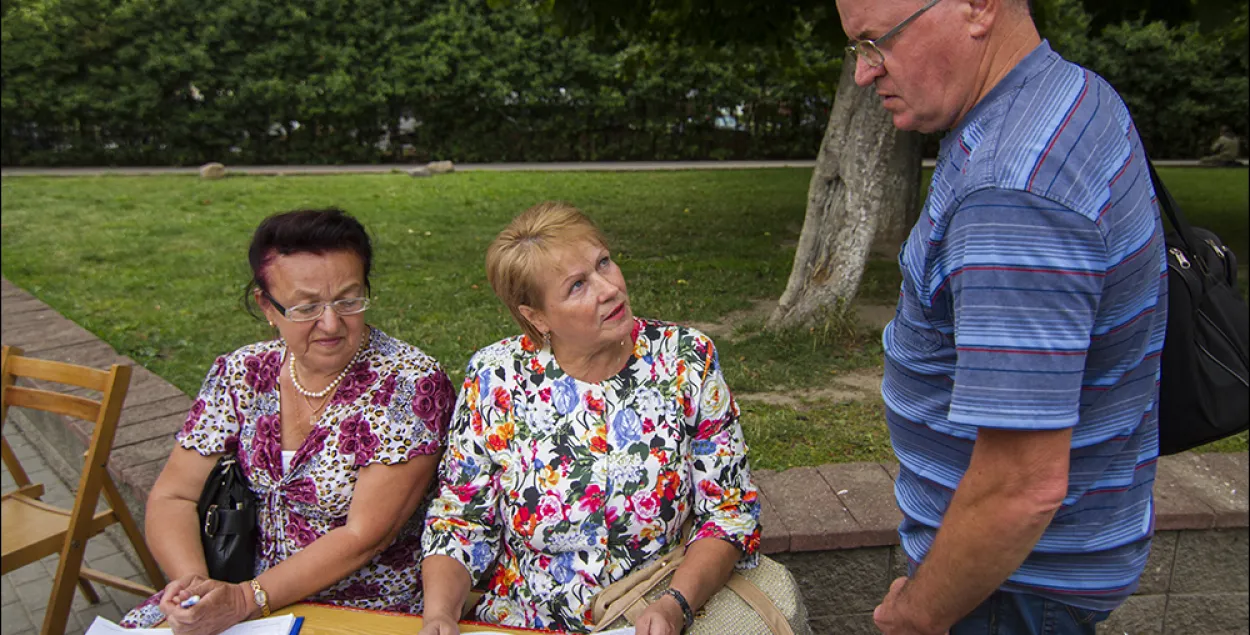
518,304,547,335
966,0,998,38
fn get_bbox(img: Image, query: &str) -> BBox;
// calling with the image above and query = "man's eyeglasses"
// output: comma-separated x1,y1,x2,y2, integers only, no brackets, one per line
845,0,943,68
263,291,370,322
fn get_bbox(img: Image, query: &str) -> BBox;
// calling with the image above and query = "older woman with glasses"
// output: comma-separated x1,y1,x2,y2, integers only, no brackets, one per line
120,209,455,634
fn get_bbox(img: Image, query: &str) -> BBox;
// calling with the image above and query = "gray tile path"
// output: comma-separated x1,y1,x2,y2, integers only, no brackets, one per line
2,425,148,635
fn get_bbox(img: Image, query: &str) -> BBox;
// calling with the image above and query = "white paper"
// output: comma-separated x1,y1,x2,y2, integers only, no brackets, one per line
84,619,132,635
86,615,296,635
594,629,636,635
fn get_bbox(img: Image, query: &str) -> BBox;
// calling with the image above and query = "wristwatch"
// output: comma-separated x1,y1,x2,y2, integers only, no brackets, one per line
249,579,271,617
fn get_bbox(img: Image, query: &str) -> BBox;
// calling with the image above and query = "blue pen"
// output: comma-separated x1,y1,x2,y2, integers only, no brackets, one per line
179,595,200,609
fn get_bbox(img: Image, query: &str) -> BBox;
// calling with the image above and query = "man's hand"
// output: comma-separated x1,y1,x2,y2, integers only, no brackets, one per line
873,577,946,635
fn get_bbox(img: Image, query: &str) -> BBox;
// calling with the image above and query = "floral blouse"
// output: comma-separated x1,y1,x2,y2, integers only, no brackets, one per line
120,327,454,628
422,318,761,633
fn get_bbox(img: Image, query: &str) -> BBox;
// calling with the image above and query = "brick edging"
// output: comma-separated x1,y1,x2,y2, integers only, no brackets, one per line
2,275,1247,550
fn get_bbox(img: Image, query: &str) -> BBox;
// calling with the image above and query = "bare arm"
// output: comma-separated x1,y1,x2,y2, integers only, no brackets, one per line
419,360,505,634
249,453,441,613
667,538,741,608
145,446,221,580
417,555,474,634
632,532,742,635
163,452,441,635
875,427,1071,635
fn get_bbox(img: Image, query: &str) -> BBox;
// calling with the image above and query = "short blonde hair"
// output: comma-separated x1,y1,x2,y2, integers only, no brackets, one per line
486,201,609,344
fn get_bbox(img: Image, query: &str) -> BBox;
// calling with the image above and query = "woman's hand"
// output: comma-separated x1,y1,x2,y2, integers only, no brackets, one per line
156,573,209,614
634,595,686,635
417,614,461,635
162,578,254,635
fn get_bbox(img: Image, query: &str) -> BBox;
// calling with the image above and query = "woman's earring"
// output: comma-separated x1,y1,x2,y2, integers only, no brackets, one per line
543,331,551,347
268,321,275,327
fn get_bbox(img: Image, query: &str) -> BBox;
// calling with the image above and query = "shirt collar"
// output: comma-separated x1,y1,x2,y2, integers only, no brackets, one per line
944,40,1058,146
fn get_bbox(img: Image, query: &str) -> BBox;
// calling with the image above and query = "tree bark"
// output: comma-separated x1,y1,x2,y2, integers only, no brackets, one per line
767,57,922,330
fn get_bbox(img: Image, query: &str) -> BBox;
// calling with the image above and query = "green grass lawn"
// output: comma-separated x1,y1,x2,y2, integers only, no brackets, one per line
2,167,1246,469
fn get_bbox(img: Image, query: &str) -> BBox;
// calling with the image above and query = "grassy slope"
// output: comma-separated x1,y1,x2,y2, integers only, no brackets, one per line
3,167,1246,467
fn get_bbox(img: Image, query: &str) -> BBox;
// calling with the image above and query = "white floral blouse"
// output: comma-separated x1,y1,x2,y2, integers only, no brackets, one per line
422,318,761,633
120,327,454,627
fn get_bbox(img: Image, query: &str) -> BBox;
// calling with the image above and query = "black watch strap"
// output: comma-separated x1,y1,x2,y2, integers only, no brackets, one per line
660,587,695,631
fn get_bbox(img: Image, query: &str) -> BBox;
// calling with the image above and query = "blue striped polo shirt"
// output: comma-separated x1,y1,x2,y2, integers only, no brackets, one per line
881,41,1167,611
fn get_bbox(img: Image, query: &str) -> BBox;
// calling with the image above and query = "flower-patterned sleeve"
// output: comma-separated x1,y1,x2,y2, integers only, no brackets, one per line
421,355,503,585
362,364,455,466
685,333,762,566
176,354,242,456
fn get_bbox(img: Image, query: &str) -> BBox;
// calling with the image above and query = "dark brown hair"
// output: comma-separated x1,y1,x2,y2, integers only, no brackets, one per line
242,208,373,318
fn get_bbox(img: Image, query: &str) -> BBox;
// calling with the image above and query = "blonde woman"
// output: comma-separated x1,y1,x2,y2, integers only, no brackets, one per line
420,202,760,635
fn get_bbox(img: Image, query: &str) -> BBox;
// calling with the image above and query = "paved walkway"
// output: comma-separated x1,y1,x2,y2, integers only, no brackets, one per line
1,159,1241,177
1,424,146,635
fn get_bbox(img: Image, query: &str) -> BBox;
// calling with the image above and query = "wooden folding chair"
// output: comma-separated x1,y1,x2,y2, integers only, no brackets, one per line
1,345,166,635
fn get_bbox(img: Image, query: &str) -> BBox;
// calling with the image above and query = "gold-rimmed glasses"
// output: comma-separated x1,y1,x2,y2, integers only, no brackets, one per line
845,0,944,68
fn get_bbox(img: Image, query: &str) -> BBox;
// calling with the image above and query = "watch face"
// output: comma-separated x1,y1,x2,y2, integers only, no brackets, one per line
254,588,267,605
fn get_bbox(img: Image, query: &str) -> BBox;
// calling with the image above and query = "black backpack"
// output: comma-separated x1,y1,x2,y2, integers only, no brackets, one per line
1149,161,1250,455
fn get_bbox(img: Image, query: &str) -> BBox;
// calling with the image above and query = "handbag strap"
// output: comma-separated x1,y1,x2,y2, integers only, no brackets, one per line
724,572,796,635
1147,159,1200,254
1148,158,1216,278
590,548,686,631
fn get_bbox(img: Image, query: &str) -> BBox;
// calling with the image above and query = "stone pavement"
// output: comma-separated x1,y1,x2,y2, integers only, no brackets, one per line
1,425,149,635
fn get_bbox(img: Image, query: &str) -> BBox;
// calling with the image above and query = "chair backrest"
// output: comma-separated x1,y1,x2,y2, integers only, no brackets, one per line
1,345,132,489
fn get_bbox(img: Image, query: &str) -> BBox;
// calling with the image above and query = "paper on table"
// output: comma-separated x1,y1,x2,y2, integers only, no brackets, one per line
592,629,636,635
86,615,299,635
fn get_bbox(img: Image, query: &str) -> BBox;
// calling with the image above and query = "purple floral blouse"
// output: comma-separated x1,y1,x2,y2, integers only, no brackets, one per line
120,327,453,627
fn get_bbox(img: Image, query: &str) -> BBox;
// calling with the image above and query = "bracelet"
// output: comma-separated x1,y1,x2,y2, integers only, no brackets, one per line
659,588,694,631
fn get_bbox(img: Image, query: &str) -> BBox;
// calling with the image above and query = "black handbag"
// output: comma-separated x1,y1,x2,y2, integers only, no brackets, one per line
1149,161,1250,454
197,455,257,583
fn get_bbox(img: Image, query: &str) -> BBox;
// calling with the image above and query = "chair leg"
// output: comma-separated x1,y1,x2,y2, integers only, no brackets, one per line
101,474,167,589
41,556,83,635
77,577,101,605
2,436,32,488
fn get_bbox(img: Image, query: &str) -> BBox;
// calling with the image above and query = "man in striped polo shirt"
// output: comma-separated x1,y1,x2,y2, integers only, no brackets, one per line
836,0,1167,633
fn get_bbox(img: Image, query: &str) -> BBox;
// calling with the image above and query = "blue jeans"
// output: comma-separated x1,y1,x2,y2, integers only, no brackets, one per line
950,591,1111,635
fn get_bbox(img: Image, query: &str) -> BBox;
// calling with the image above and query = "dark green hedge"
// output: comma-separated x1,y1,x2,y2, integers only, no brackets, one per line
1043,0,1249,160
0,0,839,166
1,0,1244,166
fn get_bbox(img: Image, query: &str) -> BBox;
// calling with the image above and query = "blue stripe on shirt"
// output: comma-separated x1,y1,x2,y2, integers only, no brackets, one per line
882,41,1167,612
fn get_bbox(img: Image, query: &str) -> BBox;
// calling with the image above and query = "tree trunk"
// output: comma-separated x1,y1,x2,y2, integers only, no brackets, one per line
871,150,923,259
767,57,922,330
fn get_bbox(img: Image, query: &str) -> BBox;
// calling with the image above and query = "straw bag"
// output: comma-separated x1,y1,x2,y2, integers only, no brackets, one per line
588,539,811,635
588,342,810,635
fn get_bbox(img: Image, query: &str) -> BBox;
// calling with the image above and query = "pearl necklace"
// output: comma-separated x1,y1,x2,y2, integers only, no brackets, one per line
289,336,367,399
